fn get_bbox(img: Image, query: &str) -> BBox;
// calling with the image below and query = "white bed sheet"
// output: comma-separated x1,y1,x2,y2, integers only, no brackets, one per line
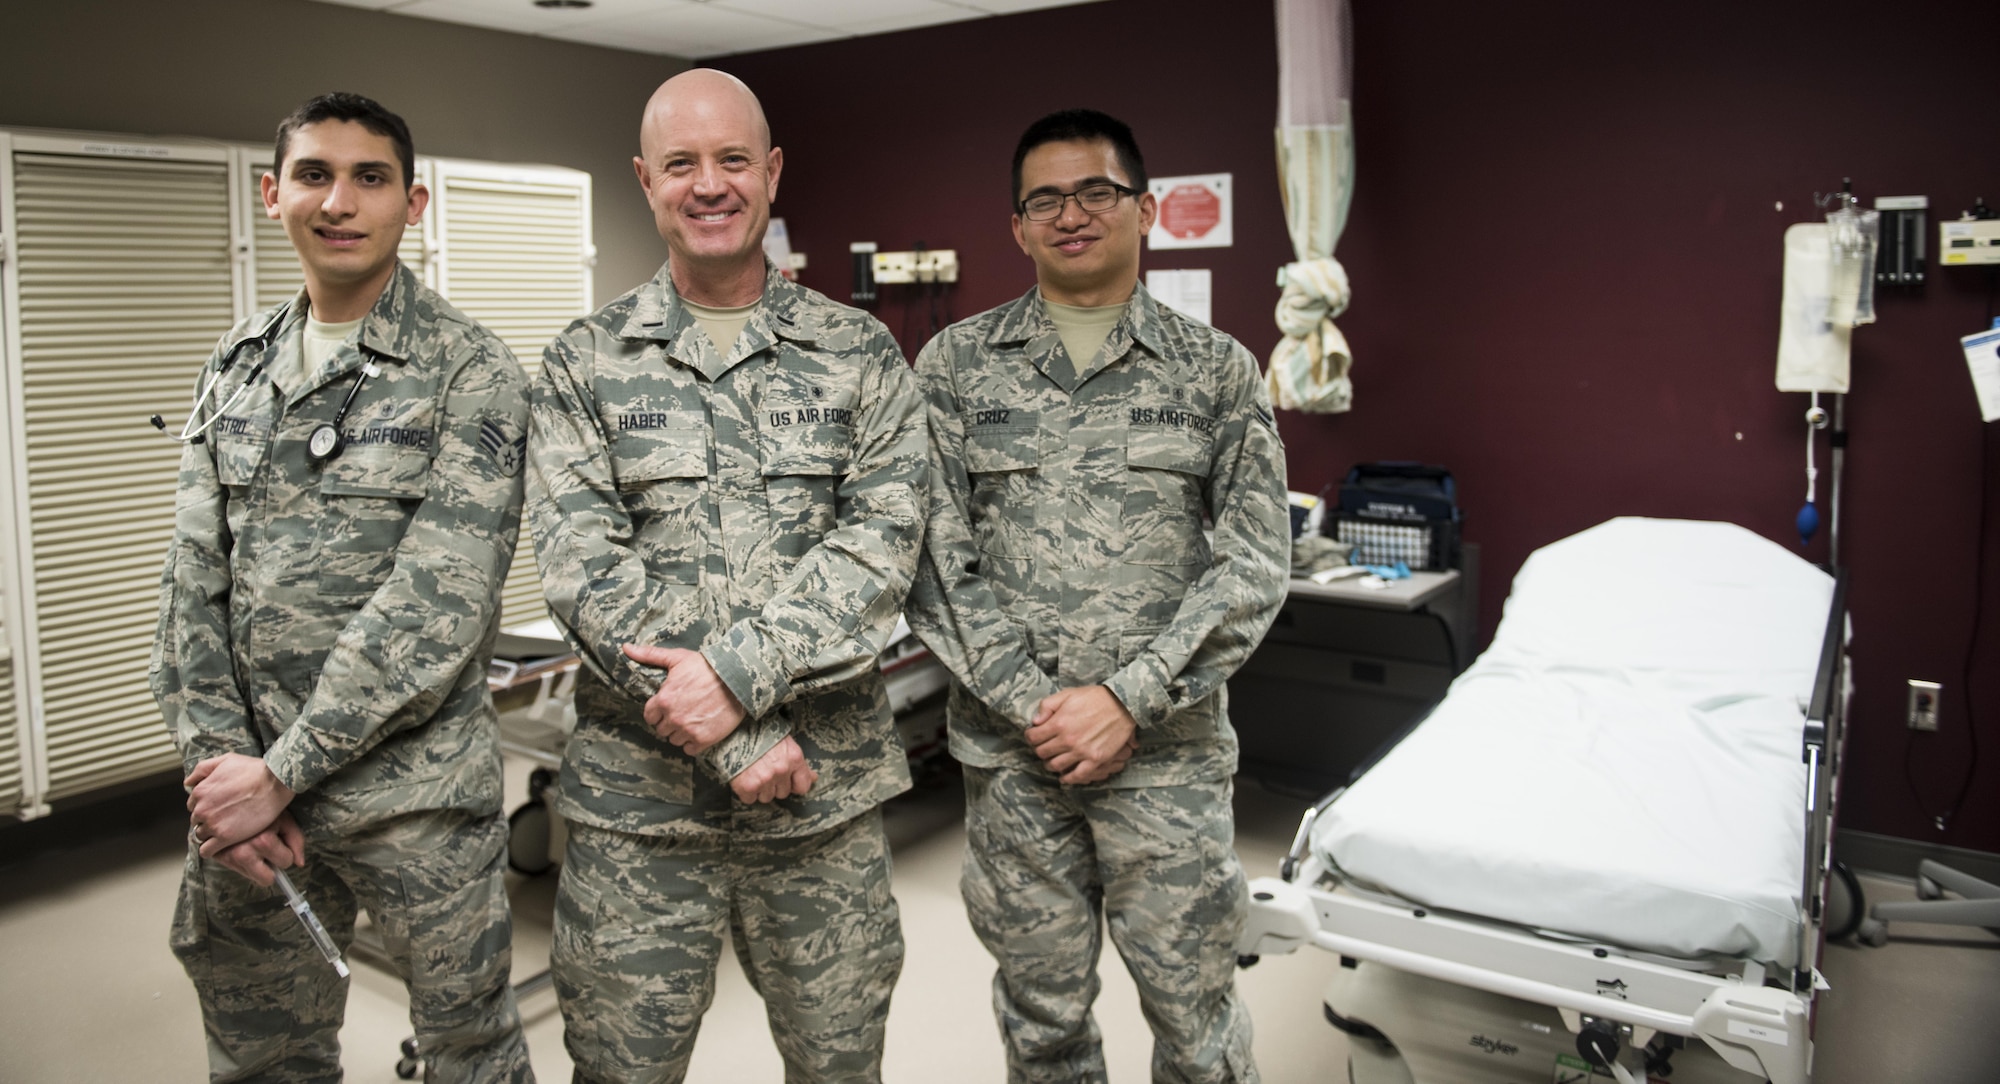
1313,518,1835,966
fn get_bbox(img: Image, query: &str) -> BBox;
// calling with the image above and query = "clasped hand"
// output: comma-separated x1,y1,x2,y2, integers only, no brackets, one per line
623,644,814,804
185,752,302,885
623,644,745,755
1027,686,1138,785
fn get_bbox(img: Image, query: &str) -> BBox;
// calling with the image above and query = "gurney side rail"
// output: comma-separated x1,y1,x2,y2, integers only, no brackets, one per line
1279,786,1343,882
1276,697,1446,884
1243,875,1812,1084
1796,568,1848,991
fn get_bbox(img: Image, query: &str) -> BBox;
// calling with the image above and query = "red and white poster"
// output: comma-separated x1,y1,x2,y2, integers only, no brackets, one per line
1147,172,1232,250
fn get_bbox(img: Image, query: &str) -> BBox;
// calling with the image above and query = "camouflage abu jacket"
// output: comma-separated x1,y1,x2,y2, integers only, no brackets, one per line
527,263,924,839
907,284,1289,786
150,263,528,838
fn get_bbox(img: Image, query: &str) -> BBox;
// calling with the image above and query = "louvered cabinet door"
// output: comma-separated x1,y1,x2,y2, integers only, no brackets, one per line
0,596,20,814
432,162,593,631
5,146,236,801
0,201,18,812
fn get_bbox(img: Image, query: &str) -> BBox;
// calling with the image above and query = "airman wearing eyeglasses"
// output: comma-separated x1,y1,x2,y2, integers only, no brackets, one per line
905,109,1290,1083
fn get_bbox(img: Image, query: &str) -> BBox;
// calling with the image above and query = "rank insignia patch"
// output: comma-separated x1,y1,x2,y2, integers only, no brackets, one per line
479,418,526,476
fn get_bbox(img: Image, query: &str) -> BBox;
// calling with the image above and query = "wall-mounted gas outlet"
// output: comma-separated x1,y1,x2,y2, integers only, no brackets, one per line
850,242,877,304
1907,679,1942,731
873,249,958,284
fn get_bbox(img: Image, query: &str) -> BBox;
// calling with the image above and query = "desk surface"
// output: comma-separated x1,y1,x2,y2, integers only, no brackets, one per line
1287,568,1460,613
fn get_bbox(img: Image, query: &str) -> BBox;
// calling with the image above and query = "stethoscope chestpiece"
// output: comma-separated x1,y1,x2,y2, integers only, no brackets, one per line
306,423,344,468
307,361,379,469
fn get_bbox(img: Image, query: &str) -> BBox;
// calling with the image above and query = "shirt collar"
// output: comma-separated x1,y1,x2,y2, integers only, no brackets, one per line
618,260,820,381
985,282,1167,391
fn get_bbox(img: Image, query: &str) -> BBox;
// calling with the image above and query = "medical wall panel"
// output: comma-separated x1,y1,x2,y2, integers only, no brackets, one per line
10,150,234,801
432,163,593,630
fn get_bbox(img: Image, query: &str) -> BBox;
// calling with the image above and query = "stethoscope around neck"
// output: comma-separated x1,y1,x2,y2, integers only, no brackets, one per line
302,363,376,467
148,324,378,468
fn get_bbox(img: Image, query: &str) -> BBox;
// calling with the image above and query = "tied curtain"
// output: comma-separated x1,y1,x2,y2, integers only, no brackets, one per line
1268,0,1356,414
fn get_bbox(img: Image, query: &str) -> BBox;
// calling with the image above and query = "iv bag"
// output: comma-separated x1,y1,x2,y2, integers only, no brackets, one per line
1825,205,1879,327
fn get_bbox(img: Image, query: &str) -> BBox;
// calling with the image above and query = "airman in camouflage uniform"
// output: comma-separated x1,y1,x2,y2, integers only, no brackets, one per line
155,93,532,1083
527,69,923,1083
907,110,1289,1084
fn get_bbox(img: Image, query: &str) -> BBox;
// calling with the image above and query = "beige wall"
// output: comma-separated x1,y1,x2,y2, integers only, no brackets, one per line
0,0,686,309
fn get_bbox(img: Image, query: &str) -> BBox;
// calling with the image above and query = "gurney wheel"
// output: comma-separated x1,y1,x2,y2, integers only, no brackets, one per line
527,767,556,802
1826,861,1866,941
395,1036,422,1078
1346,1038,1415,1084
508,799,554,876
1858,917,1889,947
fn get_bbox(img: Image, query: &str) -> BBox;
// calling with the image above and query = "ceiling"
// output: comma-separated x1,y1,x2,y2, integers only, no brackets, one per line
307,0,1106,59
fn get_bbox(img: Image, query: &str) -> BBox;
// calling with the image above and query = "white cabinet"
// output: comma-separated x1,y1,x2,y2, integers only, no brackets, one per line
0,128,592,818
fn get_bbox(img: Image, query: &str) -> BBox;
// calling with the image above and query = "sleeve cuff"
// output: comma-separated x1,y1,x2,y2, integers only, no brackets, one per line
1105,657,1174,729
261,726,335,794
703,626,790,724
179,739,263,779
698,712,793,783
1009,667,1065,728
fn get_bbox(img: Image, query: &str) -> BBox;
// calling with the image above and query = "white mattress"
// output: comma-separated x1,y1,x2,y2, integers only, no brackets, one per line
1313,518,1835,966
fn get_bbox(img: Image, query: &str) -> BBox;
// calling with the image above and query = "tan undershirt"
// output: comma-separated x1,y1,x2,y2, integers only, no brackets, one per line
682,297,760,360
295,309,363,394
1042,295,1125,376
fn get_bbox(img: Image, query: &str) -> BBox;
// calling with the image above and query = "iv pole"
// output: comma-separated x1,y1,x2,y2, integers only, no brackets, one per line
1830,393,1846,567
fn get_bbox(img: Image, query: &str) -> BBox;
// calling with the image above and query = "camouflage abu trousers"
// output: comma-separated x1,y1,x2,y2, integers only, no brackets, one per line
169,808,531,1084
961,765,1258,1084
551,810,904,1083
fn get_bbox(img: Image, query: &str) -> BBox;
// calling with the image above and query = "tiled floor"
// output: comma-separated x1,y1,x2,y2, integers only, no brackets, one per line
1,767,1995,1083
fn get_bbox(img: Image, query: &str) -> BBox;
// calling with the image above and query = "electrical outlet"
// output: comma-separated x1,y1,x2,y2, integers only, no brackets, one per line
1907,680,1941,731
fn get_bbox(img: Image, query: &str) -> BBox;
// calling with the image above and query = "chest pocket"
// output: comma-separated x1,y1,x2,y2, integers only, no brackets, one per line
210,381,281,488
962,419,1039,559
316,442,433,600
611,426,708,584
1123,423,1212,567
212,423,273,488
760,422,849,565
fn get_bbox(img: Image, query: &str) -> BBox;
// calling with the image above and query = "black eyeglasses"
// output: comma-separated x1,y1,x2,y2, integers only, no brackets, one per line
1017,182,1138,222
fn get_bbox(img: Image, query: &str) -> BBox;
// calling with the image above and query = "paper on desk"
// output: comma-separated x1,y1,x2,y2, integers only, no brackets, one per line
1963,328,2000,422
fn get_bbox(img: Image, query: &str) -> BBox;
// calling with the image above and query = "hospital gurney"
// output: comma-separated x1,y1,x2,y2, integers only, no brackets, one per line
1238,519,1851,1084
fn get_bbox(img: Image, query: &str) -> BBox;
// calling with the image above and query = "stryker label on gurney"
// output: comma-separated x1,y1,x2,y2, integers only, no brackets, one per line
1726,1019,1789,1047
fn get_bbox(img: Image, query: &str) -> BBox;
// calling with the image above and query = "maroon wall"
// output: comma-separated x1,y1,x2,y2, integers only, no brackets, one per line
718,0,2000,851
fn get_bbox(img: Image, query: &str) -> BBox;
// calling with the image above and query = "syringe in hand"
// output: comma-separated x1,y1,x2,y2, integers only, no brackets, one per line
272,869,350,978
